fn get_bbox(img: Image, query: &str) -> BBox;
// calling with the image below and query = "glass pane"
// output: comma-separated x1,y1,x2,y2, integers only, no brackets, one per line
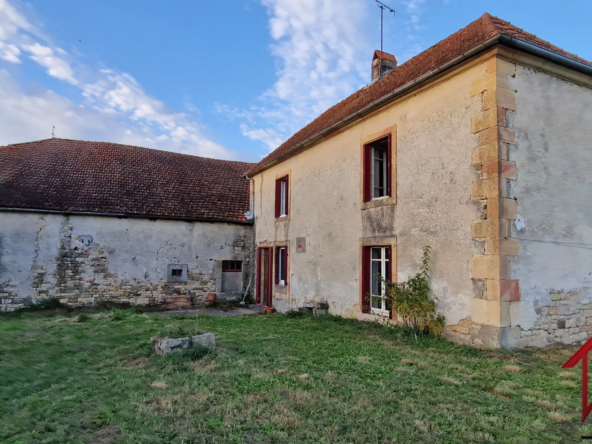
371,247,381,259
378,156,384,191
280,180,286,215
371,295,381,309
373,158,381,188
371,261,381,295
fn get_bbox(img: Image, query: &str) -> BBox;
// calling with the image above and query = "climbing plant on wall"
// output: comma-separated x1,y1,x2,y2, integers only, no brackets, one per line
383,246,445,337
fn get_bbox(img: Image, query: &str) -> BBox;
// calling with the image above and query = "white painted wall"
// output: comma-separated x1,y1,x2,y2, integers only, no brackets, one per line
253,60,487,324
0,212,253,310
508,65,592,340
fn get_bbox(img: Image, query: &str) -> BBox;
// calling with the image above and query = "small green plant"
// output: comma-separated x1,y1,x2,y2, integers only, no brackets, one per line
383,246,445,337
285,309,312,318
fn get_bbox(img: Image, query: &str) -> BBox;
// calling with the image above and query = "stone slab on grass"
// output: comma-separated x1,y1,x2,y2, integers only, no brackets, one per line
151,331,215,356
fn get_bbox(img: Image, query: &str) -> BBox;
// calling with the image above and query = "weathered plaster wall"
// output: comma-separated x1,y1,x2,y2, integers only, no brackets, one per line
0,212,254,311
507,65,592,346
253,60,487,324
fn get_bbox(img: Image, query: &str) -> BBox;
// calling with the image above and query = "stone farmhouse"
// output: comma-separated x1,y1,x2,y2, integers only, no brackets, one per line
245,13,592,348
0,139,254,311
1,13,591,349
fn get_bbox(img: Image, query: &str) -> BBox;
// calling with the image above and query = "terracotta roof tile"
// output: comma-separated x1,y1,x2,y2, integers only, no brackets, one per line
246,13,590,176
0,139,254,223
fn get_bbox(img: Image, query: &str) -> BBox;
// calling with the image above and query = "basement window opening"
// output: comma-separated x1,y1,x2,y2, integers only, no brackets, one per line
167,264,188,283
222,261,243,272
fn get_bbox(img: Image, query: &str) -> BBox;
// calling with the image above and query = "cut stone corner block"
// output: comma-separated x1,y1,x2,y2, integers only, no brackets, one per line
151,331,216,356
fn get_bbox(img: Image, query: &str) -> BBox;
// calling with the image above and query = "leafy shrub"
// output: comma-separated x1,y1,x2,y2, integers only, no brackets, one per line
383,246,445,337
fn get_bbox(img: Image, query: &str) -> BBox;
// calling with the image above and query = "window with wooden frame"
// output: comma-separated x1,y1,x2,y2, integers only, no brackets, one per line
275,246,288,286
363,135,392,202
361,245,392,315
275,175,289,218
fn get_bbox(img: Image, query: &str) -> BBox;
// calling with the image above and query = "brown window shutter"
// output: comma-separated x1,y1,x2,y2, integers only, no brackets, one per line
387,245,393,319
284,247,289,285
362,145,372,202
361,246,370,313
274,247,279,284
387,134,392,197
256,247,261,304
275,179,281,218
285,177,289,216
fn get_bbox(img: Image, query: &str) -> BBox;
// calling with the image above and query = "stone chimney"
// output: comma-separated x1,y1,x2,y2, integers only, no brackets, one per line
372,50,398,81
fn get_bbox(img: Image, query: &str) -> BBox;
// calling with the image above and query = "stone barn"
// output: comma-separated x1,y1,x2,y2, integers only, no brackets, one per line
0,139,254,311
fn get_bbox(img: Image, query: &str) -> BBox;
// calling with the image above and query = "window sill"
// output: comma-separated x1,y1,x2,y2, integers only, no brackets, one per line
371,309,390,317
361,196,396,210
275,215,290,222
273,284,288,295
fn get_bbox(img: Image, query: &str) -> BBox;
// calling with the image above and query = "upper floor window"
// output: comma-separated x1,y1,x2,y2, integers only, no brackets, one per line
275,175,289,218
363,136,392,202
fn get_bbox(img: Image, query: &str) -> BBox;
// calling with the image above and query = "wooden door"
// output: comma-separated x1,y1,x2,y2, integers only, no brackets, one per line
257,247,273,307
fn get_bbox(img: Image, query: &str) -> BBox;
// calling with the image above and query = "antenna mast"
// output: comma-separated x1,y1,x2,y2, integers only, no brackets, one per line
51,125,55,138
375,0,395,76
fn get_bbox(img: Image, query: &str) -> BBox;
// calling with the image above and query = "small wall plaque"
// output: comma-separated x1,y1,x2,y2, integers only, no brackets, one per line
296,237,306,253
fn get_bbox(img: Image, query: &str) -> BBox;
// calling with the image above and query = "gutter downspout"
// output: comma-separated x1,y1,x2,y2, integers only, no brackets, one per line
245,173,255,223
245,173,256,303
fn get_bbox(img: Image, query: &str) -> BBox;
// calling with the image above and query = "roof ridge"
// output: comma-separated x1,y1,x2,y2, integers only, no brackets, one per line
0,138,255,165
479,12,503,39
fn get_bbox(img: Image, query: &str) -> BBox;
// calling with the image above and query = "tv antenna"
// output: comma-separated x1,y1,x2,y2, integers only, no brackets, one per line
51,125,55,138
375,0,395,59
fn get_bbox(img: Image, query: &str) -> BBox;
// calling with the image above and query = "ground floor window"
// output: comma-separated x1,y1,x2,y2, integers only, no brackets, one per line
275,246,288,286
370,246,390,313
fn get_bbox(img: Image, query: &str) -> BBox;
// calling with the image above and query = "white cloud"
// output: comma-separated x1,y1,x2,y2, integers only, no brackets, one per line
22,43,77,84
0,0,236,160
216,0,371,153
400,0,428,58
0,40,19,62
0,69,235,159
239,123,284,152
0,0,31,40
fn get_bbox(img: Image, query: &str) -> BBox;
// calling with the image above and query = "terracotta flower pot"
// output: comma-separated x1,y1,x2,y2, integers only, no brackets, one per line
266,307,275,314
207,293,217,303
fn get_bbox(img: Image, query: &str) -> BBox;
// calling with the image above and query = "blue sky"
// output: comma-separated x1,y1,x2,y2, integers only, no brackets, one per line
1,0,591,161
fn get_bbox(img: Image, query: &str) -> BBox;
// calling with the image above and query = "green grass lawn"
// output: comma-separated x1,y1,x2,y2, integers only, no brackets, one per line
0,310,589,443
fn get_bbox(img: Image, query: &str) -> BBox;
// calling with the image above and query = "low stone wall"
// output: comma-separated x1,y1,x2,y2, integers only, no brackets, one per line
515,291,591,347
0,212,254,312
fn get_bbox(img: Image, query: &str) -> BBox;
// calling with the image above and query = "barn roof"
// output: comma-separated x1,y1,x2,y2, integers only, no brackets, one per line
0,138,254,224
